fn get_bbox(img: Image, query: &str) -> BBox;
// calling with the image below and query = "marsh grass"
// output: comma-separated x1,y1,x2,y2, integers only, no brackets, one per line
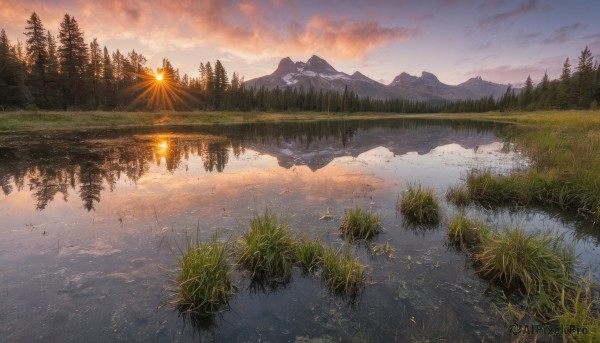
557,277,600,343
339,207,381,241
459,111,600,221
445,184,470,207
175,235,235,314
321,247,365,294
400,184,441,225
477,227,575,299
236,209,296,282
295,235,325,273
447,211,488,251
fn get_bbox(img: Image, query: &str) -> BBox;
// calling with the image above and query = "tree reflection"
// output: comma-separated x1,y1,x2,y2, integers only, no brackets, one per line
0,118,501,211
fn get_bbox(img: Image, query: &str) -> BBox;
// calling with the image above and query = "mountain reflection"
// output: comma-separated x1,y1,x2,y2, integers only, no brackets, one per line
0,118,506,211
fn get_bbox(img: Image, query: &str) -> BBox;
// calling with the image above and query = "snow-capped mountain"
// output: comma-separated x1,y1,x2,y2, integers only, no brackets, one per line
245,55,509,101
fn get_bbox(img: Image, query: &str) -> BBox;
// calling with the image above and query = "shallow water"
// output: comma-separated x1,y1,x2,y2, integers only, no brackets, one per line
0,118,597,342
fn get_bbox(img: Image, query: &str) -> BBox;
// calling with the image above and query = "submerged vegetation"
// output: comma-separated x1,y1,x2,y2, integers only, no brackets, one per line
400,184,441,225
175,235,235,314
339,207,381,241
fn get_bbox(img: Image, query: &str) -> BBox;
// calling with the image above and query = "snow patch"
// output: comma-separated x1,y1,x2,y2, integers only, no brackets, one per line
283,73,298,85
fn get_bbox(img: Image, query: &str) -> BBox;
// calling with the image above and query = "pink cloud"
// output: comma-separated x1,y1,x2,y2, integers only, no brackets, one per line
0,0,418,60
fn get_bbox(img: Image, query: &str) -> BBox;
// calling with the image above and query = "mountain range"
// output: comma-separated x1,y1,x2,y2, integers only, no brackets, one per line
245,55,509,101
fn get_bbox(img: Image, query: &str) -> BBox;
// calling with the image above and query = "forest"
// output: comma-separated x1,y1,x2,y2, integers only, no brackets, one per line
1,12,600,113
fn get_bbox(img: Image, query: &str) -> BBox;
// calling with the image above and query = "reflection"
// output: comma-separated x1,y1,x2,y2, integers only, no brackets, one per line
0,118,505,211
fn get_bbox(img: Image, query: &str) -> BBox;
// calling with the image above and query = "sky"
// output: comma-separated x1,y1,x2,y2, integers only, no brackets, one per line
1,0,599,86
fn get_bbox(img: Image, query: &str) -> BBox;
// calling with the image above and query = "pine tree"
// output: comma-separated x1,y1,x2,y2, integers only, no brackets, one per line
576,46,595,109
85,38,103,109
214,60,228,109
102,46,115,109
0,30,30,109
519,75,534,109
558,58,572,109
24,12,48,107
58,14,88,108
45,31,61,108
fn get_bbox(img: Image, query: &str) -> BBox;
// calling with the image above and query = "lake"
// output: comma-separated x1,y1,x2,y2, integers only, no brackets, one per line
0,118,598,342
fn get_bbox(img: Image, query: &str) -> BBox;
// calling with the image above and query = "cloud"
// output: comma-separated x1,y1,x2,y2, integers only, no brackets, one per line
478,0,546,28
542,23,586,44
1,0,419,61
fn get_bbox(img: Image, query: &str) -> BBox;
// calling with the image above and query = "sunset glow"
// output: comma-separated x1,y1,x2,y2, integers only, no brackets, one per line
1,0,599,85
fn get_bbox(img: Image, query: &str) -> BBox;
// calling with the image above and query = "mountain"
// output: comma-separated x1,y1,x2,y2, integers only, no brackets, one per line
245,55,399,99
245,55,509,101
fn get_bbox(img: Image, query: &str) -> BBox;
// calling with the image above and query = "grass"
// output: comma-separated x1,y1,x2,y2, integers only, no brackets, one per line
445,184,470,206
557,277,600,343
446,211,488,251
455,110,600,222
477,227,575,298
175,235,235,314
339,207,381,241
236,209,296,282
400,184,441,225
295,235,325,273
321,246,366,294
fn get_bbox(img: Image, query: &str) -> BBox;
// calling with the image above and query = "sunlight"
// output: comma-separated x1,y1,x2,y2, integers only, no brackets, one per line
155,73,163,82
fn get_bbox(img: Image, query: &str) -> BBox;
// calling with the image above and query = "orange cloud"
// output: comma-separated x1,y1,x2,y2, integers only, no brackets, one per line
0,0,418,61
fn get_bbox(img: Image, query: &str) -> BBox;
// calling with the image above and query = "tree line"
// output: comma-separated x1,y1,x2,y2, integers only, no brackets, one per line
1,12,600,113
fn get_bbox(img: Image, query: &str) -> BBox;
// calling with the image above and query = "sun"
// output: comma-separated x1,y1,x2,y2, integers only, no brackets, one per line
155,73,164,82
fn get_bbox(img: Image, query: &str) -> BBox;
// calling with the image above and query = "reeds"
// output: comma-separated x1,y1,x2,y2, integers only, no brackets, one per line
321,247,365,294
236,209,296,282
400,184,440,225
295,235,325,273
176,235,235,314
339,207,381,241
447,211,488,251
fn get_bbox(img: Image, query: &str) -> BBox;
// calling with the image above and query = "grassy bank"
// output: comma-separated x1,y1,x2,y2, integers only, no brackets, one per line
455,110,600,221
0,110,421,132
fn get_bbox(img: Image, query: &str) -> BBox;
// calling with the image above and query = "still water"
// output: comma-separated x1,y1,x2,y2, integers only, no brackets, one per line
0,118,597,342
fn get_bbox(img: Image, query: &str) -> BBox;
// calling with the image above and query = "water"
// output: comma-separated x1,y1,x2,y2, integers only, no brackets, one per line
0,118,597,342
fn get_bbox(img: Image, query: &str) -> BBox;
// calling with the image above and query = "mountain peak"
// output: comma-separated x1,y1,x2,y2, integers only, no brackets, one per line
420,71,440,83
305,55,336,73
275,57,296,73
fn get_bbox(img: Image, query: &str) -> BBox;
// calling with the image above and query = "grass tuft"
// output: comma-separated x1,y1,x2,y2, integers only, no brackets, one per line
446,184,471,206
400,184,441,225
321,247,365,294
477,227,574,297
236,209,296,282
295,235,325,273
176,235,235,314
339,207,381,241
557,277,600,343
447,211,488,251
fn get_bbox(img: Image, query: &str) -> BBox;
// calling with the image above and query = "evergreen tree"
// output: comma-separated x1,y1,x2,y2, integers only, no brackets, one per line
576,46,595,109
85,38,103,109
24,12,48,107
0,30,30,108
214,60,229,109
58,14,88,108
45,31,62,108
558,58,572,109
519,75,534,109
102,46,115,109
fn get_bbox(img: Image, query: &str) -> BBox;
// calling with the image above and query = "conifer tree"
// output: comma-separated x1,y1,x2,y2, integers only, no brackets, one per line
85,38,103,109
58,14,88,108
558,58,572,109
576,46,595,108
102,46,115,109
46,31,61,108
24,12,48,106
0,30,30,108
